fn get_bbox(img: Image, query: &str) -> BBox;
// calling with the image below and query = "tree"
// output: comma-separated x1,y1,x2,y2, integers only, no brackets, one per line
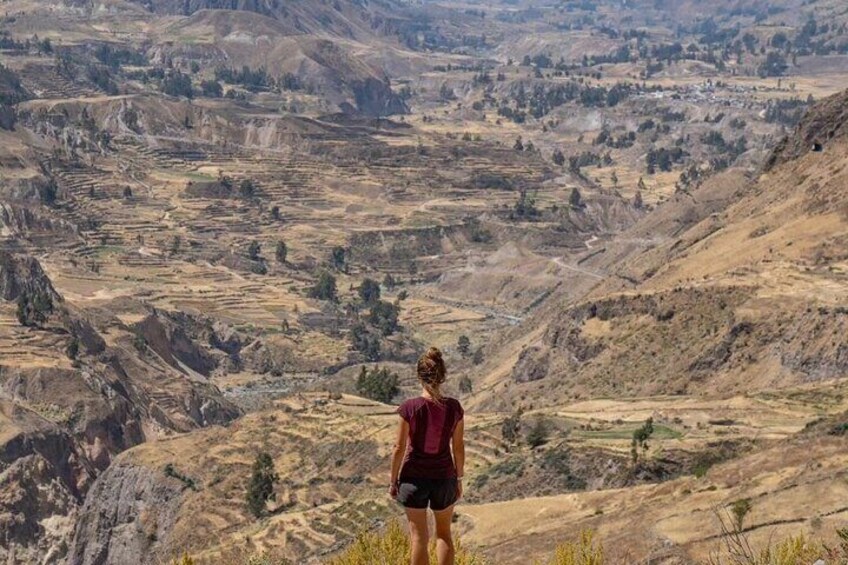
330,246,347,272
633,190,644,209
552,149,565,166
39,178,58,206
457,335,471,357
472,347,484,365
271,206,281,221
350,323,381,361
502,409,523,444
123,186,133,199
526,417,550,448
730,499,752,533
247,241,261,261
66,335,80,360
169,235,181,257
15,293,28,326
382,273,397,290
309,272,337,302
161,70,194,98
569,187,583,208
275,241,287,264
246,452,279,518
239,179,256,198
358,278,381,305
631,417,654,464
458,375,473,394
369,300,400,336
355,365,399,403
758,51,788,78
513,136,524,151
16,290,53,327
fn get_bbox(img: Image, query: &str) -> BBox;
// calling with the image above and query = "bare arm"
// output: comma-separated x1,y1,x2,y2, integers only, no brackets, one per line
452,418,465,498
389,417,409,496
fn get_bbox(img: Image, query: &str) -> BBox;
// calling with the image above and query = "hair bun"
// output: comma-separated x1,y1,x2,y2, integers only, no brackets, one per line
425,347,443,363
417,347,447,387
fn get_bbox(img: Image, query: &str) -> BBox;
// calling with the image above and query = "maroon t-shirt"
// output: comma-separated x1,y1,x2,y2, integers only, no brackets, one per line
397,396,464,480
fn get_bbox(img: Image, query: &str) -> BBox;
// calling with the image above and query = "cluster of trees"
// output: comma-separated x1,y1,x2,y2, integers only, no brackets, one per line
496,80,644,124
212,66,305,93
568,150,611,175
16,289,54,327
355,365,400,403
500,409,550,447
161,69,194,98
510,189,539,221
93,44,147,69
593,128,637,149
700,131,748,160
764,97,810,126
646,146,687,174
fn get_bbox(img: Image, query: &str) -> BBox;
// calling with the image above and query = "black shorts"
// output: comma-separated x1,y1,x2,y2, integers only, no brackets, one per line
397,477,458,511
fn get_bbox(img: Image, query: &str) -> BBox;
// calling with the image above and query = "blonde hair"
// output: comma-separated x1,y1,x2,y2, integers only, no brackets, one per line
417,347,447,403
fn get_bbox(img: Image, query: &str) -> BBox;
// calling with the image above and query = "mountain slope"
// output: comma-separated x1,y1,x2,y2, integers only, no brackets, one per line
477,88,848,407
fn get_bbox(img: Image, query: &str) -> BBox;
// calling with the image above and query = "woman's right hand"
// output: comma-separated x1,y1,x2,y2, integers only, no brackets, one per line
455,478,463,501
389,482,399,498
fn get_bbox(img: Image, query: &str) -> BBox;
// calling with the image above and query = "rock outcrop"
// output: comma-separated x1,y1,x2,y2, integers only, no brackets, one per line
69,462,184,565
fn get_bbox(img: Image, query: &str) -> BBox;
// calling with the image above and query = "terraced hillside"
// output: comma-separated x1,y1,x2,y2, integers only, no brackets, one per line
1,0,848,563
72,381,848,564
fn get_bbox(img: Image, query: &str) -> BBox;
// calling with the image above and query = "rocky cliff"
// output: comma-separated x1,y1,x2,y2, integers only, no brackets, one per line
0,254,240,564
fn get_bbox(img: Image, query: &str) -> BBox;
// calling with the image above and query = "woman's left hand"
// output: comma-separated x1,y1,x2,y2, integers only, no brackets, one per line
389,482,399,498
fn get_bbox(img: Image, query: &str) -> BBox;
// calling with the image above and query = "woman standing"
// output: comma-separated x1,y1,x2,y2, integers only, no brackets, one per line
390,347,466,565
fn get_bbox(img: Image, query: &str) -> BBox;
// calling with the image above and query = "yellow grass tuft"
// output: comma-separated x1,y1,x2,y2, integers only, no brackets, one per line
753,535,824,565
544,531,605,565
327,520,487,565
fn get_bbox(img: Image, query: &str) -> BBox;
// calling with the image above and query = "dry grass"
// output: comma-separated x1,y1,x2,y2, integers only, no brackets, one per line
326,521,486,565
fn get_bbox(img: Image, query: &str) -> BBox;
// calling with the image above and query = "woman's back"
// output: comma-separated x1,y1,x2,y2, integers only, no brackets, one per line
398,396,463,479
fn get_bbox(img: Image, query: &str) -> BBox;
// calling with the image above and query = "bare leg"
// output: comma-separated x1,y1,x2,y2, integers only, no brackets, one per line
406,507,429,565
433,505,455,565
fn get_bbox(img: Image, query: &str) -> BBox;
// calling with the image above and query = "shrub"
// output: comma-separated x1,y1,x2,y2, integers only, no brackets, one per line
526,417,551,448
164,463,198,491
545,531,604,565
328,521,486,565
502,409,523,444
